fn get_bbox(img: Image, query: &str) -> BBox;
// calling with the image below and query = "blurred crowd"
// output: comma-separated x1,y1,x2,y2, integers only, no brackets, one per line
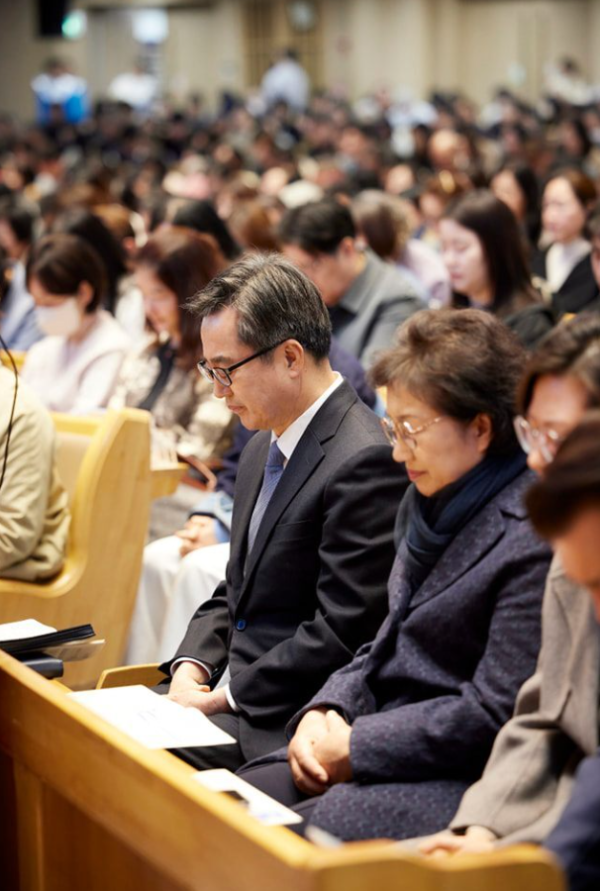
2,58,600,525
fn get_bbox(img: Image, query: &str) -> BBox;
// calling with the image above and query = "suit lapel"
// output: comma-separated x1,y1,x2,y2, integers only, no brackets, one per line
235,381,358,602
229,434,270,590
241,432,325,588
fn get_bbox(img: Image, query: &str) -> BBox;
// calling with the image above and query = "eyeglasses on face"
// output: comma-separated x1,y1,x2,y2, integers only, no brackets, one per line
197,339,287,387
513,415,565,464
380,414,443,451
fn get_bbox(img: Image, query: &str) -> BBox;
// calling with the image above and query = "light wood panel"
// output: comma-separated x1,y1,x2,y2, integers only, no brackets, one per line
0,652,565,891
242,0,324,90
0,350,25,371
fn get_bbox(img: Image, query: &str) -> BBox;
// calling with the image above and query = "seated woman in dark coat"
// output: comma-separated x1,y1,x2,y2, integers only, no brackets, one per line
532,169,599,316
239,308,551,842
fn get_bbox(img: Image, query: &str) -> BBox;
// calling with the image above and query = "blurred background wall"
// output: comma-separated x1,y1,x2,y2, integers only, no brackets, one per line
2,0,600,119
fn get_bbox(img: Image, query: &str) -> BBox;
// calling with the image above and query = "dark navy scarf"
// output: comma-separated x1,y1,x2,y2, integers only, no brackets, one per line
395,449,528,592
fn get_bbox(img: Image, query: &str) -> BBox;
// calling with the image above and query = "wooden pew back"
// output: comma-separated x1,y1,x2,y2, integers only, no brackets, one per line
0,409,152,688
0,652,565,891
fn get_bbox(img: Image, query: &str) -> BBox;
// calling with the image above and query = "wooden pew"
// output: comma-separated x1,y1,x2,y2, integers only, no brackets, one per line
0,409,153,688
0,349,25,371
0,652,565,891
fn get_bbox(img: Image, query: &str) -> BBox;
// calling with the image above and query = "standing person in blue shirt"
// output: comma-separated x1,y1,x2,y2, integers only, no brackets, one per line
31,57,89,126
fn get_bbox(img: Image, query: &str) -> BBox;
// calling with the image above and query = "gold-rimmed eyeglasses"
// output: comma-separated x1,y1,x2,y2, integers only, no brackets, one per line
381,414,443,450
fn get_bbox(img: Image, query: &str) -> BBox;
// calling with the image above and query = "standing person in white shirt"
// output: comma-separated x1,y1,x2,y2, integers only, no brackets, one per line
21,234,130,414
108,58,158,116
261,48,310,112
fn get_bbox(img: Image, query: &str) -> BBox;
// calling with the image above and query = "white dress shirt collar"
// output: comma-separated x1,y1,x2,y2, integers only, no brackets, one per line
546,238,590,293
273,373,343,463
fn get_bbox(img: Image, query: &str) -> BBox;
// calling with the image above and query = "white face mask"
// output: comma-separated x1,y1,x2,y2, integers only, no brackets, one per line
36,300,82,337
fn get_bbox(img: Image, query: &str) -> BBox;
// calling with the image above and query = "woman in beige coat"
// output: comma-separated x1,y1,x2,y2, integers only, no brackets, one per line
0,364,69,581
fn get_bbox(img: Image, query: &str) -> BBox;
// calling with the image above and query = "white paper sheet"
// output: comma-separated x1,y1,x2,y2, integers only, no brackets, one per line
68,685,236,749
194,769,303,826
0,619,57,641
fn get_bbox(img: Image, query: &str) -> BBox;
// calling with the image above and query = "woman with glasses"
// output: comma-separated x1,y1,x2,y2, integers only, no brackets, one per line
238,308,551,842
422,312,600,858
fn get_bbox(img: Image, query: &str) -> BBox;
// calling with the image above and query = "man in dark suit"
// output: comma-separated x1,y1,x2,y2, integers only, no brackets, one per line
279,199,425,368
160,253,406,767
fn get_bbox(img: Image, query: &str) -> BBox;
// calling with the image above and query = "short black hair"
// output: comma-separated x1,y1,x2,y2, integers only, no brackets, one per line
279,199,355,256
0,200,36,246
26,233,107,315
187,252,331,361
172,200,241,261
53,209,127,312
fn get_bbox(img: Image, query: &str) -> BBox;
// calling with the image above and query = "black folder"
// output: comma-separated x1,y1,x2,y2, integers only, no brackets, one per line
0,624,95,656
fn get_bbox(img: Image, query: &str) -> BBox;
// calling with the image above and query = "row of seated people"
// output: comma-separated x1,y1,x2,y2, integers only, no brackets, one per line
13,180,600,542
116,256,597,891
0,170,598,538
1,238,599,889
125,178,600,661
2,167,600,421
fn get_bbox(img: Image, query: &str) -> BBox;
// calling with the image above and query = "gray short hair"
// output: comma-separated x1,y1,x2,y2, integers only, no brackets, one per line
187,252,332,360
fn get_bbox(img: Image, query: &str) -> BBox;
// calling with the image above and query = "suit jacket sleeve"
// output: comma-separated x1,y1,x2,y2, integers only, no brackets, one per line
286,638,378,735
228,444,401,723
329,519,548,784
159,576,231,677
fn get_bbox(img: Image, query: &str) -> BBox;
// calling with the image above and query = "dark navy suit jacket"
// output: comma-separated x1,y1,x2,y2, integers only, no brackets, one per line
162,381,406,760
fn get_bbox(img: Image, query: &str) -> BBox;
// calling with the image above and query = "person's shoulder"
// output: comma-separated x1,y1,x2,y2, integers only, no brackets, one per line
487,468,552,559
4,372,54,441
239,429,270,459
504,301,556,350
92,311,132,351
326,397,393,461
493,466,536,519
21,334,62,371
367,253,427,305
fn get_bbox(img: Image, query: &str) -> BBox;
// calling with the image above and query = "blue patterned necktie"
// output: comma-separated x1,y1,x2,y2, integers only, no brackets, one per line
247,440,286,554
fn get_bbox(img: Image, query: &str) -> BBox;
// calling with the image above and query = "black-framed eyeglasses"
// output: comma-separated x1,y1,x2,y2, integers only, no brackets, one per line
197,339,287,387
